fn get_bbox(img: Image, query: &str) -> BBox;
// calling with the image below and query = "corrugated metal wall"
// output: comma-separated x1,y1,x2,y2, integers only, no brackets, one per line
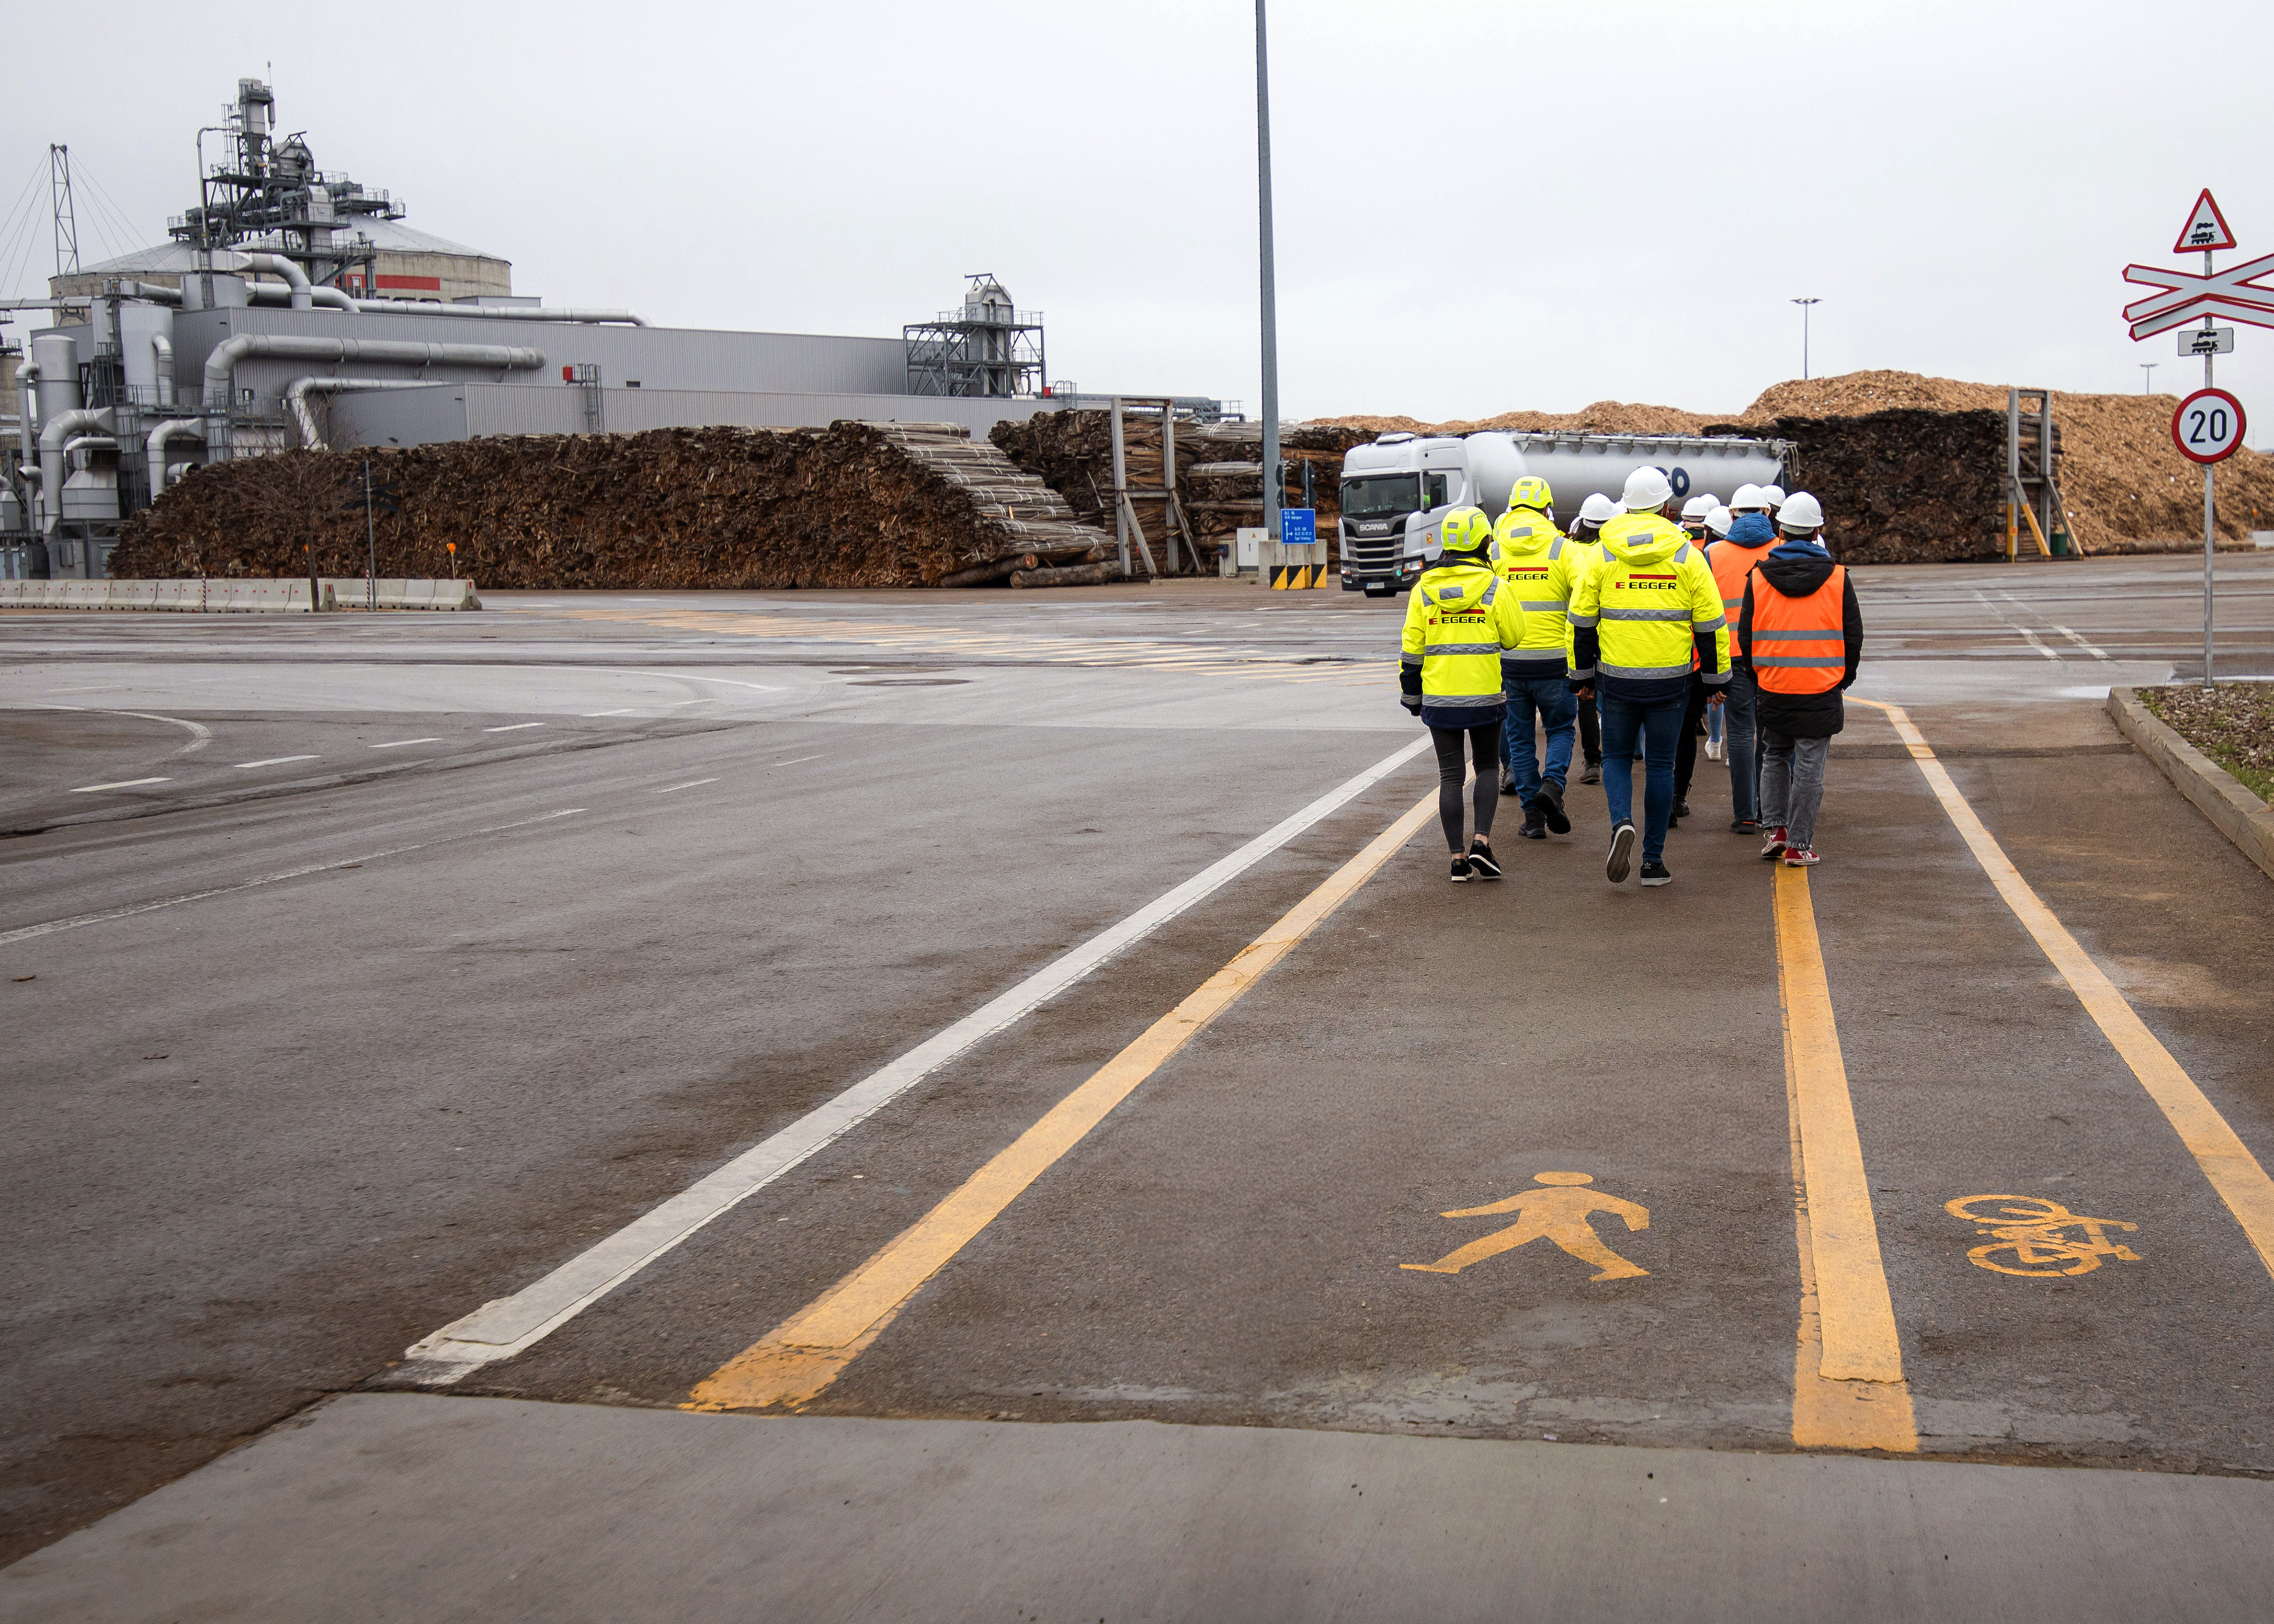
464,386,1056,438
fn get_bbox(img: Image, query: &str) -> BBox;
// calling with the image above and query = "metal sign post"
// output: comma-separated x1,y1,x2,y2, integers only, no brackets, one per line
2123,190,2268,688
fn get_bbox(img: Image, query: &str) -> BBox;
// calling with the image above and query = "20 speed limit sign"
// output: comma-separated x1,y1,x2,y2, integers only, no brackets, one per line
2173,386,2247,464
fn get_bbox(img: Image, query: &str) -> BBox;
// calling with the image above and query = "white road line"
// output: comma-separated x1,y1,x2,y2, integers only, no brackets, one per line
484,722,546,733
68,777,171,793
769,754,824,768
2055,625,2112,660
0,809,586,948
655,779,719,793
1975,592,2062,661
582,709,637,717
591,670,786,694
400,734,1437,1382
234,755,320,769
8,704,214,754
371,737,443,749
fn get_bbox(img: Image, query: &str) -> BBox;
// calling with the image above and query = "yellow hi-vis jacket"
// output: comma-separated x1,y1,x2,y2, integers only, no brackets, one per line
1489,507,1583,678
1399,559,1526,724
1568,512,1729,694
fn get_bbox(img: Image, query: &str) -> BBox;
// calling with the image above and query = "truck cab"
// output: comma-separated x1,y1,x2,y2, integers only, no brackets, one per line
1336,433,1474,596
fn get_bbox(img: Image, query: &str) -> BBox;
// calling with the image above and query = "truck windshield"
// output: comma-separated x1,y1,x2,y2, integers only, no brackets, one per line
1340,475,1421,518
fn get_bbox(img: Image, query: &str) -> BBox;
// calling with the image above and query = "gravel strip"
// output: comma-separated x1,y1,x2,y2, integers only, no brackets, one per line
2141,684,2274,802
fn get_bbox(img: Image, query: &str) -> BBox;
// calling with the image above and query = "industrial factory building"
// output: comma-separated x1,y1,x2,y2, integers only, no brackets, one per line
5,76,1208,579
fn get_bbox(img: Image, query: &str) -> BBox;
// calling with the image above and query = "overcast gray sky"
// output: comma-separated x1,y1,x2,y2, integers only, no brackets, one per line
5,0,2269,425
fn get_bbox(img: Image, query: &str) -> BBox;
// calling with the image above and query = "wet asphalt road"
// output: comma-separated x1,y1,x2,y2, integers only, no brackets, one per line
4,556,2274,1613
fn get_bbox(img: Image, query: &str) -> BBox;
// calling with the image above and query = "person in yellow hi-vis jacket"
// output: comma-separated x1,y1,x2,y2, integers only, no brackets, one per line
1488,477,1583,842
1401,506,1528,883
1567,467,1730,889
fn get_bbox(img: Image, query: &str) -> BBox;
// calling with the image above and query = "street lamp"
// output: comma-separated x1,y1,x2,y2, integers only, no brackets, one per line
1790,298,1822,381
2140,362,2157,394
1255,0,1280,545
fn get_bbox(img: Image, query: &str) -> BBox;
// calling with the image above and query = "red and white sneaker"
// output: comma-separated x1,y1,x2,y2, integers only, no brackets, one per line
1760,826,1789,860
1782,845,1820,866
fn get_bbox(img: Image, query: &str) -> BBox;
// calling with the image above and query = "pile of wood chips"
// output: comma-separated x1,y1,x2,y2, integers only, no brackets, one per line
109,421,1111,589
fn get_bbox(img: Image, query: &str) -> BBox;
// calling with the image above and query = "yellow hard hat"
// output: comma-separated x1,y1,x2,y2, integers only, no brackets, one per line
1439,505,1494,555
1507,476,1553,514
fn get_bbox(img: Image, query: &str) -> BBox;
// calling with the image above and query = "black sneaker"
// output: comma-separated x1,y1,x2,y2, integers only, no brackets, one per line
1730,818,1760,834
1605,822,1636,884
1468,840,1503,879
1640,859,1673,888
1498,764,1518,796
1516,806,1547,840
1674,799,1692,820
1580,760,1601,785
1449,855,1471,883
1536,778,1570,835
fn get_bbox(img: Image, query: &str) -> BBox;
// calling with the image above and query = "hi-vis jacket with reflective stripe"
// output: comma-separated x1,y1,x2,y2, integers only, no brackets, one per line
1399,560,1527,722
1749,562,1849,694
1488,507,1583,676
1568,512,1729,695
1706,538,1774,658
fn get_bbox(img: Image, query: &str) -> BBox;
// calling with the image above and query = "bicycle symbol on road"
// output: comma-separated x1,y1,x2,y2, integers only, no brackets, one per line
1945,1194,2141,1278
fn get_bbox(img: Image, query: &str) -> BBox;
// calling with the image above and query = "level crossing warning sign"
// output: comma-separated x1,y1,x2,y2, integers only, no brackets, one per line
2176,188,2237,253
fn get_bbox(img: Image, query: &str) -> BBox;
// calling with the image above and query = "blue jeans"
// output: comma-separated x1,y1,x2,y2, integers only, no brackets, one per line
1723,666,1760,824
1599,691,1687,863
1500,671,1576,807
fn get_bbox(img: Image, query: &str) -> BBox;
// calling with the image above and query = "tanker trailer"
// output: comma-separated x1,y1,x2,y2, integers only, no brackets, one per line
1337,430,1792,595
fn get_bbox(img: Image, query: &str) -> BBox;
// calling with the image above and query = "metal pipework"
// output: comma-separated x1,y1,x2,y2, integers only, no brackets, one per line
201,335,546,411
246,280,356,312
115,280,183,306
61,434,116,462
345,299,646,326
284,377,439,450
38,408,108,532
238,252,313,309
152,334,174,408
14,361,35,486
147,419,206,498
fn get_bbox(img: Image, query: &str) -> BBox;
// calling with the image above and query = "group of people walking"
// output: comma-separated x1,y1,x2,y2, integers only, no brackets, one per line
1397,469,1864,887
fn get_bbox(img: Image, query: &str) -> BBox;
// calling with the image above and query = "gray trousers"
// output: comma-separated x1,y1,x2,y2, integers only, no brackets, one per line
1759,728,1830,848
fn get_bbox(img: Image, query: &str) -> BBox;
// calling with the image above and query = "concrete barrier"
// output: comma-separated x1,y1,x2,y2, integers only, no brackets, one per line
321,578,483,611
0,578,478,612
2107,687,2274,884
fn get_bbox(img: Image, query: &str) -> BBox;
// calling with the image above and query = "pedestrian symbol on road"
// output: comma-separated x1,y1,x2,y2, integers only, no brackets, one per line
1402,1172,1651,1282
1946,1194,2141,1278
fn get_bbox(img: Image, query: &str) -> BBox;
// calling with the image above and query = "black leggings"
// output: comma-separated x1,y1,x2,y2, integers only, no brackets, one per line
1431,721,1504,852
1576,693,1601,764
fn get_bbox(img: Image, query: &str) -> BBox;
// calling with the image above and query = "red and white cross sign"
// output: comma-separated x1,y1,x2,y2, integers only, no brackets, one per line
2123,252,2274,339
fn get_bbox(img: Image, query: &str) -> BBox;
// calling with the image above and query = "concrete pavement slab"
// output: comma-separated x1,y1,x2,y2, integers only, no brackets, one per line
8,1394,2273,1623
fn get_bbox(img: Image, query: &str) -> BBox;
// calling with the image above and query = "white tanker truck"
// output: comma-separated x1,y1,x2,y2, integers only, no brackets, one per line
1336,430,1793,596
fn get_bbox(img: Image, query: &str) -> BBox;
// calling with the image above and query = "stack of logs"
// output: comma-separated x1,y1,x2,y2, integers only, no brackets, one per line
1702,410,2009,565
109,420,1115,589
990,413,1371,572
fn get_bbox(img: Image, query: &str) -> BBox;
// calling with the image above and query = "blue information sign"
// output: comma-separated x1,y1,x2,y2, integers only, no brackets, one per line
1280,508,1317,547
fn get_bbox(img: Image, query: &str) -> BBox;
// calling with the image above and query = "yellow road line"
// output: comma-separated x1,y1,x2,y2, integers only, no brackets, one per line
686,785,1443,1413
1858,697,2274,1280
1774,866,1914,1409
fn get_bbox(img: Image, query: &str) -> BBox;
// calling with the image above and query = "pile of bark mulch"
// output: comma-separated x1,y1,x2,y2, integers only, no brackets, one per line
1701,409,2008,565
2140,684,2274,801
109,421,1109,589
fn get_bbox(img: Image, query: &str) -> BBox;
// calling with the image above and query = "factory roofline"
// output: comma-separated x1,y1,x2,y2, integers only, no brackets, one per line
77,218,507,278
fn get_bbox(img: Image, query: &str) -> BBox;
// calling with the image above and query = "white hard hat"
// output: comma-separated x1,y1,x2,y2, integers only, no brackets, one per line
1779,491,1825,530
1621,466,1674,510
1681,495,1715,521
1579,493,1619,524
1761,484,1787,506
1706,504,1733,538
1730,483,1764,510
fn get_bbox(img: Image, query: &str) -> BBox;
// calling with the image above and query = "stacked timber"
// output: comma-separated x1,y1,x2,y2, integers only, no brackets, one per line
991,413,1371,572
108,421,1114,589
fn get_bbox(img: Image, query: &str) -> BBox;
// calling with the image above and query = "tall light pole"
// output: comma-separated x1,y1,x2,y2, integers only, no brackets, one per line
2140,362,2157,394
1790,297,1821,381
1256,0,1281,544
